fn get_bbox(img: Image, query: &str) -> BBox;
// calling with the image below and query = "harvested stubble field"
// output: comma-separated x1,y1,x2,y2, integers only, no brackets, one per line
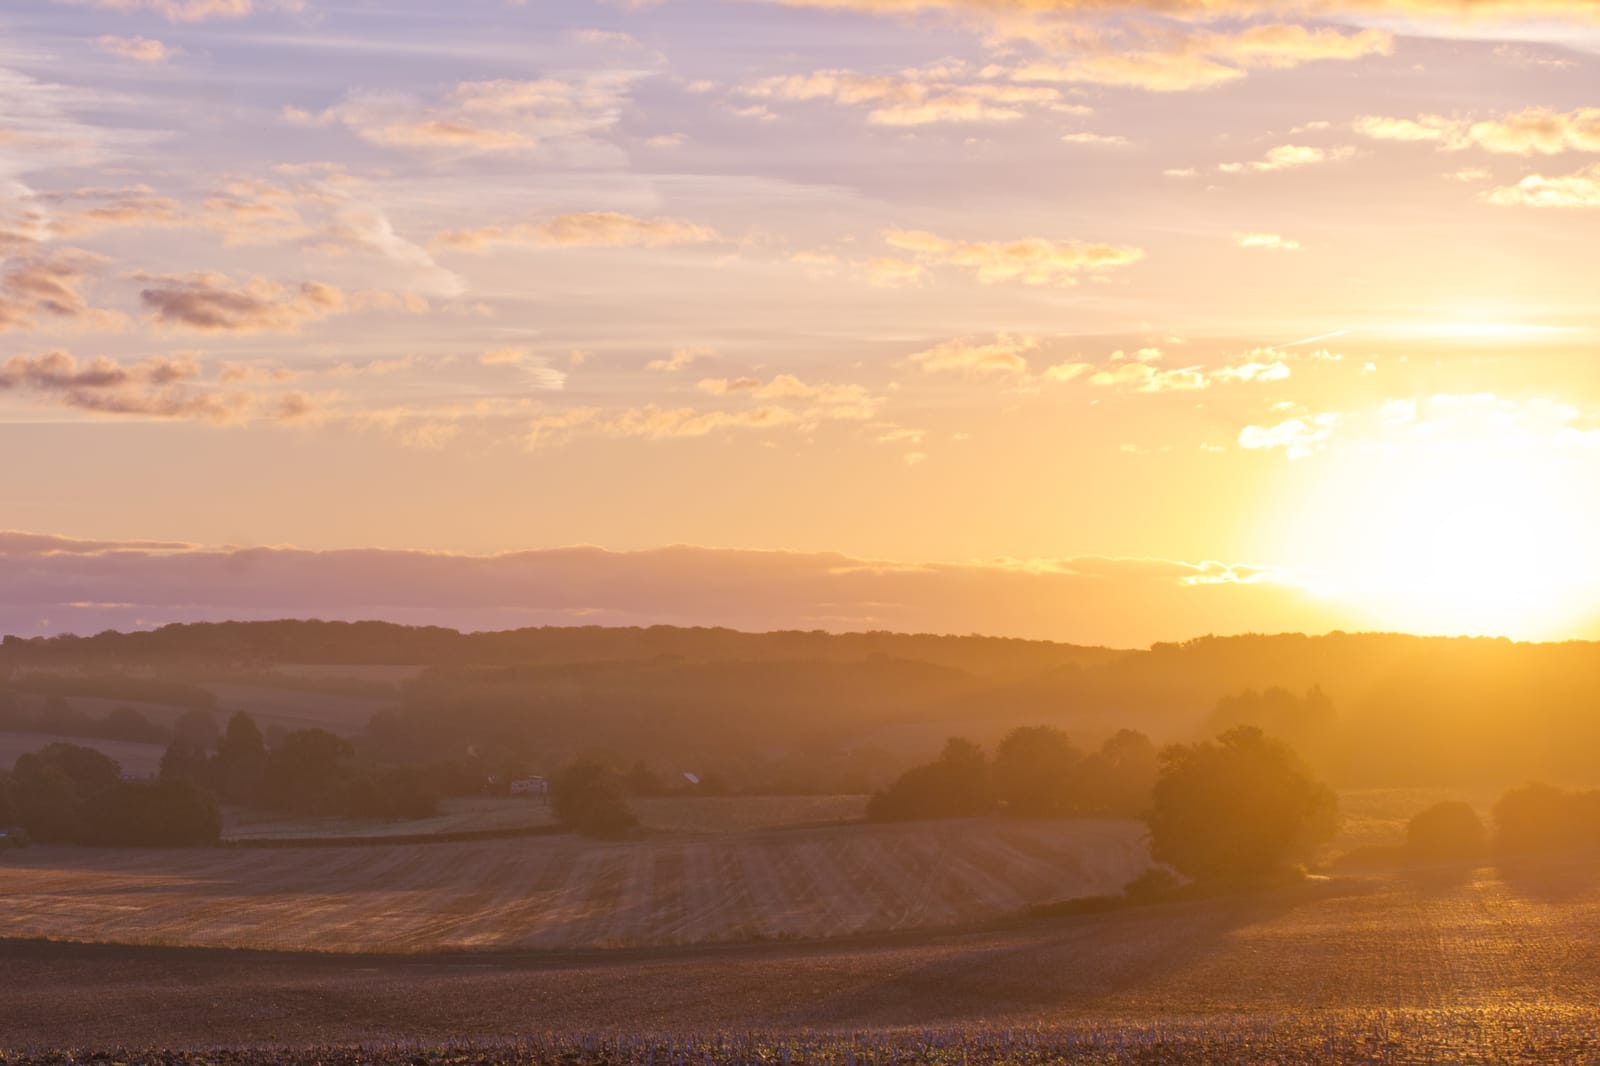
6,865,1600,1057
0,817,1146,953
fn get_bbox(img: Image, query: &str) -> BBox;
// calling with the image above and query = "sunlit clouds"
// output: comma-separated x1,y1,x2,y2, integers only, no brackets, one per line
4,0,1600,642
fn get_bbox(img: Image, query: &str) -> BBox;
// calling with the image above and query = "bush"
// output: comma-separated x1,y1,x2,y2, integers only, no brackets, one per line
551,762,638,838
1405,801,1487,864
1145,727,1338,888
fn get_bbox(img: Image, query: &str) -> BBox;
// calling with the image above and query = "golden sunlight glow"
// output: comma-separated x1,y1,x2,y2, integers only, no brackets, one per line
1264,396,1600,639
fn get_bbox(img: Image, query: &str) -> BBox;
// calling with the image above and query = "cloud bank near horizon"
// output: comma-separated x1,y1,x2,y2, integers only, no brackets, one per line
0,531,1347,648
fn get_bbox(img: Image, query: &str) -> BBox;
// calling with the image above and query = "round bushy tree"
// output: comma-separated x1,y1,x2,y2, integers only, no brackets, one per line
1145,726,1338,887
1405,801,1487,864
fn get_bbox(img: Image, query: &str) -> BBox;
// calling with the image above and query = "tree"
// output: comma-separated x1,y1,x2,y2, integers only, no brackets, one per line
80,778,222,847
172,708,221,751
1405,801,1487,864
993,725,1081,816
1145,727,1338,887
1075,729,1159,816
214,712,267,805
551,761,638,838
1492,783,1598,856
7,742,124,843
867,737,994,822
260,728,354,815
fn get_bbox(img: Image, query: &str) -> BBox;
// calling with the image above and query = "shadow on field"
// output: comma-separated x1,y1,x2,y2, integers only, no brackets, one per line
1496,855,1600,902
793,879,1377,1025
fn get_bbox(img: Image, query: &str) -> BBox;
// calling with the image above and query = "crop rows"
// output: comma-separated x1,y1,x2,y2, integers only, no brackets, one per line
0,818,1147,953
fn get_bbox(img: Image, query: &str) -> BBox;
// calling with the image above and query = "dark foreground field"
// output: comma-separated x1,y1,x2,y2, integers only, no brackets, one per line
6,864,1600,1061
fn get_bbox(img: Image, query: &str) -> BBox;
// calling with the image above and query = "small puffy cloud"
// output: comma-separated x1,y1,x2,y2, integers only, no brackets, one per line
0,248,124,333
1485,164,1600,208
1238,414,1338,459
94,36,182,62
1219,144,1354,173
139,273,347,333
0,350,311,423
435,212,718,251
647,346,714,372
1211,359,1291,383
905,333,1038,376
1090,362,1209,392
1061,131,1130,146
1234,232,1301,250
884,229,1142,286
1354,108,1600,155
1044,360,1094,382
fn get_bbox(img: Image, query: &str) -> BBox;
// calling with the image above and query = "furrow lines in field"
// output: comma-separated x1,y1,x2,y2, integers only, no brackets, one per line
643,847,690,947
733,837,806,939
708,840,762,943
759,832,856,938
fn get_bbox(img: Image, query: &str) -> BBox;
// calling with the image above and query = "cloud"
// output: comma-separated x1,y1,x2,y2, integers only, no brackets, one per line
0,350,312,423
883,229,1143,286
1238,414,1339,458
745,67,1069,125
647,346,714,372
0,248,124,333
435,212,719,251
1485,164,1600,208
475,347,567,389
740,0,1600,22
94,36,182,63
0,535,1331,646
54,0,299,20
285,76,629,155
905,333,1038,375
1089,361,1209,392
1218,144,1354,173
527,372,881,448
1234,232,1301,250
1060,131,1130,145
1355,108,1600,155
1012,24,1390,92
138,273,347,333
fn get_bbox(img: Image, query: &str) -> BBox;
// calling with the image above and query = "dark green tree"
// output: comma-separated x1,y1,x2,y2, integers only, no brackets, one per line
993,725,1082,816
1146,727,1338,887
867,737,994,822
551,761,638,838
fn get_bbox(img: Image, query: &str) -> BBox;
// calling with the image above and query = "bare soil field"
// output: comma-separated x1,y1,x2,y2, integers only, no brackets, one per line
0,817,1145,953
4,864,1600,1055
0,731,167,777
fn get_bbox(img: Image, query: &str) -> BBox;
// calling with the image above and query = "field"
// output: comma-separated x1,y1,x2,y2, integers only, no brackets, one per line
220,795,863,842
0,730,167,777
6,863,1600,1055
0,817,1146,953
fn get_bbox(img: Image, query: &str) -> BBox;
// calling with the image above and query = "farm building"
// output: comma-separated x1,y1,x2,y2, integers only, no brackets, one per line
509,776,549,798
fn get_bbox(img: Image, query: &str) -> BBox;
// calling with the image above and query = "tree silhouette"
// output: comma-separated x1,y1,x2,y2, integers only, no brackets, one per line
1146,726,1337,886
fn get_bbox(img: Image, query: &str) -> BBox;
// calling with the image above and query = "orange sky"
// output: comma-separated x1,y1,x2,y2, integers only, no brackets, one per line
3,0,1599,642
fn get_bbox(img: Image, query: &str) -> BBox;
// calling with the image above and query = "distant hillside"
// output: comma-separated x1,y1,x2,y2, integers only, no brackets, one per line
7,622,1600,789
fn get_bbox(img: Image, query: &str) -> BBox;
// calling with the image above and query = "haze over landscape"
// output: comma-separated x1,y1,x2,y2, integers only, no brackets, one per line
7,2,1600,1063
6,0,1600,644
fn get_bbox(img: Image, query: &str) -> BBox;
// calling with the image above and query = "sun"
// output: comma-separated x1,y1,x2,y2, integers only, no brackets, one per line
1261,398,1600,640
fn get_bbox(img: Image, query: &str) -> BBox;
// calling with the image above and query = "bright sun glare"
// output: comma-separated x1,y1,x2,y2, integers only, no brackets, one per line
1270,400,1600,640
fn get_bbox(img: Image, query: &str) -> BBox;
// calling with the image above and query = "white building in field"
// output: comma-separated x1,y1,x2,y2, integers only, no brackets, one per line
510,776,548,798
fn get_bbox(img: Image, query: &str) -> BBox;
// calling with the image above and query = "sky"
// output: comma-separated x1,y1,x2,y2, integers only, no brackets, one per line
3,0,1600,645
